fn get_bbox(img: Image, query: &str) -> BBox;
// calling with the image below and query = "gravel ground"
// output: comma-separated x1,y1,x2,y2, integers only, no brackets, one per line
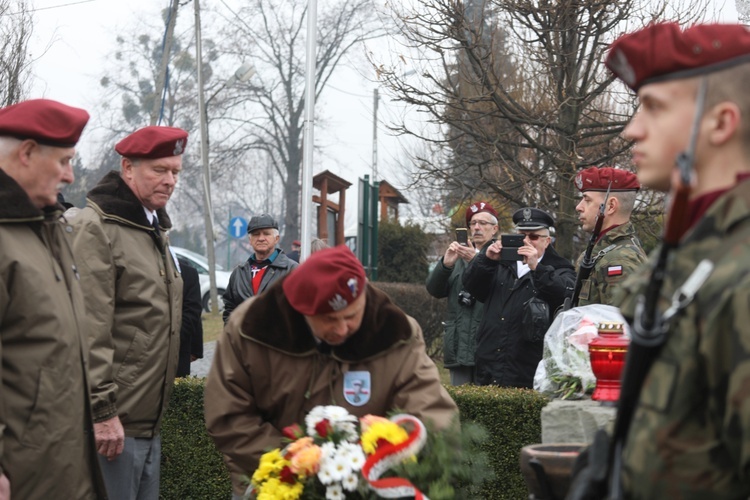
189,341,216,378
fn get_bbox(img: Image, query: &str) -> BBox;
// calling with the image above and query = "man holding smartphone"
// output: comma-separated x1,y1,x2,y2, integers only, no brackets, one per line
462,207,575,388
426,201,499,385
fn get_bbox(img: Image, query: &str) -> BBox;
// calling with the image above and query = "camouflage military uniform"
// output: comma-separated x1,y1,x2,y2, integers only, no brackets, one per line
616,179,750,498
577,221,646,306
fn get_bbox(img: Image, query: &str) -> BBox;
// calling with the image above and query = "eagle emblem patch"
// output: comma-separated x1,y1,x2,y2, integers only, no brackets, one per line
343,371,371,406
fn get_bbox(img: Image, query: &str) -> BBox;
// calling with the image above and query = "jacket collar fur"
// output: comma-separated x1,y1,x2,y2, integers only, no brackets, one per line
0,169,62,222
239,281,413,363
86,170,172,229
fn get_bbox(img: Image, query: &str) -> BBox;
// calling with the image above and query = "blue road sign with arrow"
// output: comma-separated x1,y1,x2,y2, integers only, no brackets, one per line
229,216,248,239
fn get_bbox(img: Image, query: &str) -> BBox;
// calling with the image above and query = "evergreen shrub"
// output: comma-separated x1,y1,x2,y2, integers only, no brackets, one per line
371,281,444,359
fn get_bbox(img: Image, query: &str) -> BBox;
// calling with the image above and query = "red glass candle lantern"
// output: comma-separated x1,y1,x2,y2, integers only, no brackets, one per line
588,322,629,402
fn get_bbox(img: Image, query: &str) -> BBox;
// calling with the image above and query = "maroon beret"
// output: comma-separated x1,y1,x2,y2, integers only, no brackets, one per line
283,245,366,316
575,166,639,192
115,126,188,159
0,99,89,147
606,22,750,91
465,201,498,226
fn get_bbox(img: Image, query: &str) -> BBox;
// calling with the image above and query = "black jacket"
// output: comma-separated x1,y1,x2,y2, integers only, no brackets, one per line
177,261,204,377
222,249,298,323
462,244,574,388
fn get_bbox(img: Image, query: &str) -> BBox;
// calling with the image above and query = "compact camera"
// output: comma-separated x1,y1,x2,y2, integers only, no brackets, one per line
457,290,476,307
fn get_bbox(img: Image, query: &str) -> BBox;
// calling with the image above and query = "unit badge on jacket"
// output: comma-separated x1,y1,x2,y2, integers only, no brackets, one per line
343,370,371,406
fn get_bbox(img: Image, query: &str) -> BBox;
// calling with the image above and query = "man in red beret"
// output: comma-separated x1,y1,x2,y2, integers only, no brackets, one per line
72,125,188,500
204,245,458,498
0,99,106,499
573,166,646,306
571,23,750,499
425,201,498,385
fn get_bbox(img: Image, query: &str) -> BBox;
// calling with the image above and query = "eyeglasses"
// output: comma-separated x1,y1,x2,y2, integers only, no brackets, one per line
524,233,550,241
469,220,495,227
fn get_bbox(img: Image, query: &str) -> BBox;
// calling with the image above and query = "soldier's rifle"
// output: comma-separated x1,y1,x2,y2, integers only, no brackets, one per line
564,182,612,311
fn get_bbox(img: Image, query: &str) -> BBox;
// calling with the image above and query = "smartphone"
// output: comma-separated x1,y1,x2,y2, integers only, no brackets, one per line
455,228,469,246
500,234,525,261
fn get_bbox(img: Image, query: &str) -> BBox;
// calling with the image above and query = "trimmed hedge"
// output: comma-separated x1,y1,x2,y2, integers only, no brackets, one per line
160,377,231,499
446,385,549,499
160,379,548,499
370,282,444,359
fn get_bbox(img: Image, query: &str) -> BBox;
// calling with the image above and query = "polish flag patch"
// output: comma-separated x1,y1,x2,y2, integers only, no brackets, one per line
607,265,623,277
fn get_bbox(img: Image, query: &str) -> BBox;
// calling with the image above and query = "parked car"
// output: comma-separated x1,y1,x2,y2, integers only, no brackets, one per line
171,246,232,312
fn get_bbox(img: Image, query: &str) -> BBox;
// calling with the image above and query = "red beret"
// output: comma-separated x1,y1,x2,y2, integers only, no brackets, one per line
115,126,188,159
606,23,750,91
283,245,366,316
575,166,639,192
465,201,498,226
0,99,89,147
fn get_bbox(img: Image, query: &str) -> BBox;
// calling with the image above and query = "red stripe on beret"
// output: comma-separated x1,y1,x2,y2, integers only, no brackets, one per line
0,99,89,147
283,245,366,316
115,126,189,159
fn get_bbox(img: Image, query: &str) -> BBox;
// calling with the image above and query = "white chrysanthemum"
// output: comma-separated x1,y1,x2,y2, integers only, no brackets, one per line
327,454,351,482
338,442,366,471
317,465,335,485
341,473,359,492
326,483,345,500
336,421,359,442
320,442,337,460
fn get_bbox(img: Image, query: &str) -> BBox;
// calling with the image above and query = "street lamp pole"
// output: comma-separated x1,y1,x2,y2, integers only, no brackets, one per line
195,0,255,312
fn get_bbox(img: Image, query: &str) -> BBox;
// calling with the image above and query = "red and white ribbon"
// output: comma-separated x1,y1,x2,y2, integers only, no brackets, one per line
361,414,429,500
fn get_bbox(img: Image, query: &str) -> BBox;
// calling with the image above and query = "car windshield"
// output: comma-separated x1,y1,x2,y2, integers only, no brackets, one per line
172,247,225,272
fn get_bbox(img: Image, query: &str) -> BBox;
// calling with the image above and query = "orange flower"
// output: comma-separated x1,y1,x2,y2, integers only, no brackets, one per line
286,436,314,457
289,444,322,475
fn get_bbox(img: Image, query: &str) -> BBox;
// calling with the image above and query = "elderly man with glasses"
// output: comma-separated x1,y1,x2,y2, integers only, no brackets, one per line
426,201,499,385
462,207,575,388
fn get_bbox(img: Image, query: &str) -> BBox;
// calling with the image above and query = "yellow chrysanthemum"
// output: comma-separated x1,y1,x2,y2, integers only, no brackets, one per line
257,477,304,500
360,421,409,455
252,448,288,484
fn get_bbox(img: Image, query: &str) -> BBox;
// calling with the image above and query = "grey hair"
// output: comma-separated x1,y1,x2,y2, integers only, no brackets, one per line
0,136,22,158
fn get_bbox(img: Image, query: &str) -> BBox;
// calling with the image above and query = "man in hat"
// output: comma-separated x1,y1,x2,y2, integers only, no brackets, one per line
72,125,187,499
462,207,575,388
0,99,106,499
574,166,647,306
593,22,750,498
426,200,499,385
205,245,458,499
222,213,298,323
287,239,301,263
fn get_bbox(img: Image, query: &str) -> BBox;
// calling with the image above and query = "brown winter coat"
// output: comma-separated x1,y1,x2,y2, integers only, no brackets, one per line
205,280,458,495
0,170,106,498
73,171,182,437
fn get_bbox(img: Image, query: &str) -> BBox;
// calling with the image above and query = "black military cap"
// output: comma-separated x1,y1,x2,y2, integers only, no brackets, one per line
247,213,279,233
512,207,555,231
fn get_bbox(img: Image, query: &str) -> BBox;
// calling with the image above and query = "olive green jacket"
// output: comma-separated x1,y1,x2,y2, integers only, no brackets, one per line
73,171,182,437
425,256,483,368
0,170,106,498
576,221,647,306
618,178,750,498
